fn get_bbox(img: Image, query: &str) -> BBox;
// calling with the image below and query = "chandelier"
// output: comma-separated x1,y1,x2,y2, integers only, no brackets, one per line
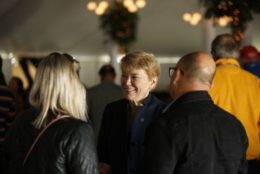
86,0,146,15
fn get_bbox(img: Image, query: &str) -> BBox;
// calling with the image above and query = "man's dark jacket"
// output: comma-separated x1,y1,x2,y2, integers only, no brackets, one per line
139,91,248,174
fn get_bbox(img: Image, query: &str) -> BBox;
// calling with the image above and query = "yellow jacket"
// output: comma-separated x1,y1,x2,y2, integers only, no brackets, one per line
209,58,260,160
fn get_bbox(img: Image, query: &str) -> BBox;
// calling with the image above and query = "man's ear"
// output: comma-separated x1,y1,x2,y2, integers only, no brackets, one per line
172,69,182,85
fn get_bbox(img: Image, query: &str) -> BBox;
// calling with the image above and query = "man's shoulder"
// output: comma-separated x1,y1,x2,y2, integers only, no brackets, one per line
160,102,246,136
212,104,244,124
212,104,248,141
160,100,225,121
240,68,260,80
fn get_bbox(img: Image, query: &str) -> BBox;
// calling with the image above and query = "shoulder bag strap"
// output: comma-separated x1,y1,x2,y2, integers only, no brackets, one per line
22,115,70,166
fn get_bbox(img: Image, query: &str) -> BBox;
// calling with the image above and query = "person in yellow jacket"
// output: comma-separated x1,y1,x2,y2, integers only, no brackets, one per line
209,33,260,174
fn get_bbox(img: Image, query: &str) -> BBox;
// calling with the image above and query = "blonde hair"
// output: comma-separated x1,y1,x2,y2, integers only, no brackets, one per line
120,51,160,80
29,52,87,128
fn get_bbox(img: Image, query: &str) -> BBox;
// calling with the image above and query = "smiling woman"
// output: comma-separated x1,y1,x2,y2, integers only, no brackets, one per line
120,51,160,104
97,51,166,174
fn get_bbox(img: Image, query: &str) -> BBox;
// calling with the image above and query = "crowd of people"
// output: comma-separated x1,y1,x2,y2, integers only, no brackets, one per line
0,33,259,174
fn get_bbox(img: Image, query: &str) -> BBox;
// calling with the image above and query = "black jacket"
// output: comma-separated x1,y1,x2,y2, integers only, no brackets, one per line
4,108,99,174
98,94,166,174
139,91,248,174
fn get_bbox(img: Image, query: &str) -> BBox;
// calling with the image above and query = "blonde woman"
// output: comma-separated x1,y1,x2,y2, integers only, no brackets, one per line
4,52,98,174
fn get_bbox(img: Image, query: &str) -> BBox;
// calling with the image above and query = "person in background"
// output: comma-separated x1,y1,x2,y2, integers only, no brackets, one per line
0,56,16,173
87,64,122,140
139,52,248,174
8,77,29,114
4,52,98,174
240,45,260,77
209,33,260,174
98,51,166,174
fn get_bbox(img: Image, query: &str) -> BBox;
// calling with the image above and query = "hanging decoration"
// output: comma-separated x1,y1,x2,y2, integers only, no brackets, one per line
99,1,138,52
200,0,260,41
87,1,143,52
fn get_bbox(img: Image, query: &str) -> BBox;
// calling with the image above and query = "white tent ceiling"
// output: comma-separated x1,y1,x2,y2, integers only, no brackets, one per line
0,0,260,57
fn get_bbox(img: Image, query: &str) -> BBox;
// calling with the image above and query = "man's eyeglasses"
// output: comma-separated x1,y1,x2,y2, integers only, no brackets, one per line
169,67,177,77
169,66,185,77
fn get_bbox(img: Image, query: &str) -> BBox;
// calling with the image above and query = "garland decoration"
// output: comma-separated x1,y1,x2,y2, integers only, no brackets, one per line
200,0,260,41
100,1,138,52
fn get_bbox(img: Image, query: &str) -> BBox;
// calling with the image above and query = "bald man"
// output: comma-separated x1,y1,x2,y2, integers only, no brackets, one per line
138,52,248,174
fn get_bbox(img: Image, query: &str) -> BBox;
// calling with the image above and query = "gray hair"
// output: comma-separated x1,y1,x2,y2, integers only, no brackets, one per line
211,33,240,60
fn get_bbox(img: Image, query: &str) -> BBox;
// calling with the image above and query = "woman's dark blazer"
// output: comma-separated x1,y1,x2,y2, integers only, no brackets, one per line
98,93,166,174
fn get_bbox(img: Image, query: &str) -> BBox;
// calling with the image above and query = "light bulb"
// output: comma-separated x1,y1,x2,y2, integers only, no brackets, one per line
95,6,105,15
124,0,134,8
218,16,231,27
190,18,199,26
87,1,97,11
128,5,138,13
193,12,202,21
99,1,109,9
183,13,191,22
136,0,146,8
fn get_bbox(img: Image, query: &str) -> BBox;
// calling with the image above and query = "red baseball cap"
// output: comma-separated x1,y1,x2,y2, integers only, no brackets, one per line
240,45,260,61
